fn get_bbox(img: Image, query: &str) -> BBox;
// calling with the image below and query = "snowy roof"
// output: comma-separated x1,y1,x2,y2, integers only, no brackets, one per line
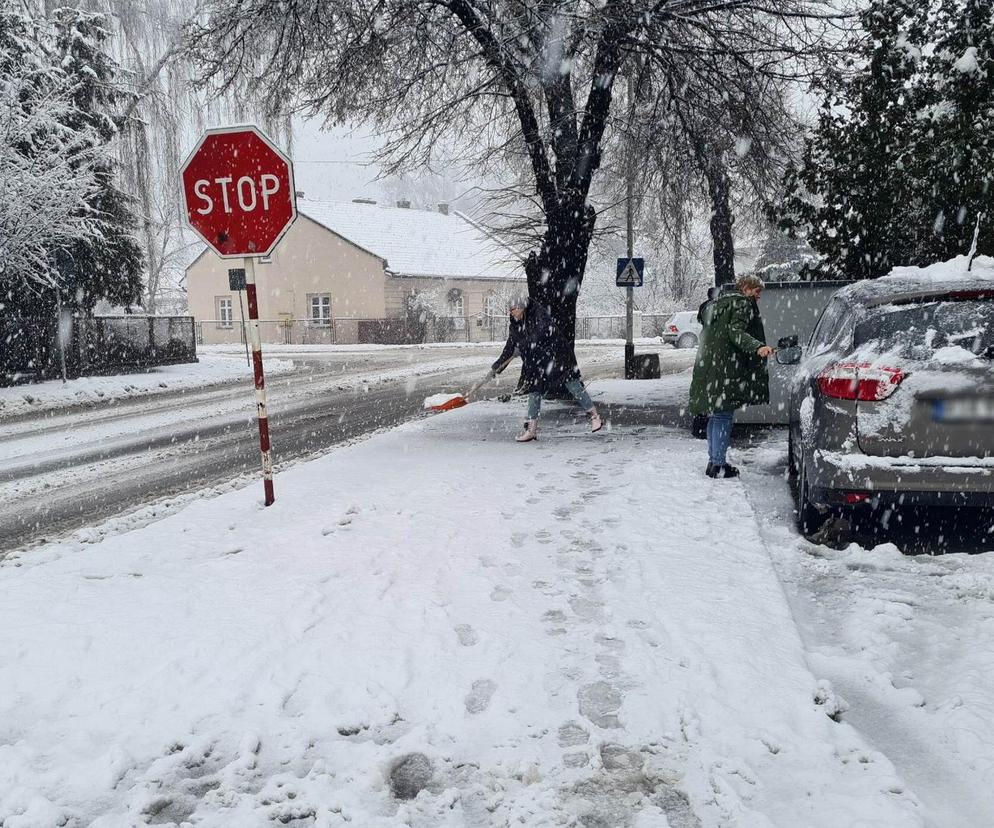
300,200,523,281
838,255,994,307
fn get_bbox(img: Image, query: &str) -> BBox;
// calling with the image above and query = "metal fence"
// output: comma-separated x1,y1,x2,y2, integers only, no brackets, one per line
195,314,673,347
196,316,514,346
1,316,197,386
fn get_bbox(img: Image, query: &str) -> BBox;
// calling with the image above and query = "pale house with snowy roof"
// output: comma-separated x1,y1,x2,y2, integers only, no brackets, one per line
185,199,524,345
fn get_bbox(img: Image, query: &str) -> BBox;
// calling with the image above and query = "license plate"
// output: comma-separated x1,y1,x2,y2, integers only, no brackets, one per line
933,397,994,423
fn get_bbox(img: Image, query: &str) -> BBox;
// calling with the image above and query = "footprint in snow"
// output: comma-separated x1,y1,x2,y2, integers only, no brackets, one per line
558,721,590,747
578,681,623,729
454,624,478,646
595,653,622,678
568,595,603,622
490,585,513,602
594,633,626,652
465,679,497,714
599,743,644,772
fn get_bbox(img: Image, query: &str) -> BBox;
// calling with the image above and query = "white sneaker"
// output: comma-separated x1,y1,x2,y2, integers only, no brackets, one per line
515,420,538,442
589,409,603,433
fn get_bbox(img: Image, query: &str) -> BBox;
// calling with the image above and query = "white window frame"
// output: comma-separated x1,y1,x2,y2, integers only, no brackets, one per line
216,296,233,328
309,294,332,326
484,293,501,318
448,295,466,330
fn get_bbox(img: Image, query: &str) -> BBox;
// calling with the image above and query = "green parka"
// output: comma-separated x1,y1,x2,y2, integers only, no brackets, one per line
688,292,770,415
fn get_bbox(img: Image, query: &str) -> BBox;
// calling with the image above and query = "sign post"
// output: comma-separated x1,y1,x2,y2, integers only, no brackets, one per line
228,268,251,366
243,257,275,505
181,125,296,507
616,257,644,378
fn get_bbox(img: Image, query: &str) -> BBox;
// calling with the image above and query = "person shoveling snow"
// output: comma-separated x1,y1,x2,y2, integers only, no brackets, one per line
506,291,602,442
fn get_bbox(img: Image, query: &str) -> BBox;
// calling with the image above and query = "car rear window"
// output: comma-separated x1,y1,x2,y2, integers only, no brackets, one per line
854,296,994,358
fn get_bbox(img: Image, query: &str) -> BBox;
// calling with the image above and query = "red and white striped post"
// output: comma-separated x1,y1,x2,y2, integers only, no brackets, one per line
180,125,297,507
243,256,275,506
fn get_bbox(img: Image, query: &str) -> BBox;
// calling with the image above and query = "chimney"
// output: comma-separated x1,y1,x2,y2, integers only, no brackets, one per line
352,198,377,205
437,202,450,216
396,199,411,209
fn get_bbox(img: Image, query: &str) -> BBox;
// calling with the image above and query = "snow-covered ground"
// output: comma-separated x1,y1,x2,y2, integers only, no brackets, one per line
0,355,295,420
4,372,992,826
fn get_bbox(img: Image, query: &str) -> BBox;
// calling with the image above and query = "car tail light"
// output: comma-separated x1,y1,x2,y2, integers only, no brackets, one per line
817,362,906,401
668,325,678,333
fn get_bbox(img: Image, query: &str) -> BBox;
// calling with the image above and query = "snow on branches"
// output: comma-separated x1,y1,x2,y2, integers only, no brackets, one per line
0,5,142,312
0,63,100,293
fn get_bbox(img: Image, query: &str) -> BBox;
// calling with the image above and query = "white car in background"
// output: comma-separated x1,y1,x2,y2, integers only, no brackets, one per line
662,311,702,348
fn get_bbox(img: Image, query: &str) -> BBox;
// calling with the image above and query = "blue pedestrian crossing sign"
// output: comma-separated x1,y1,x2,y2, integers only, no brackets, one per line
616,257,644,287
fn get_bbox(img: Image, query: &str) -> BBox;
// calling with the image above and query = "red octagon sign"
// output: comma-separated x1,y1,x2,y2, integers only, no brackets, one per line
180,125,297,259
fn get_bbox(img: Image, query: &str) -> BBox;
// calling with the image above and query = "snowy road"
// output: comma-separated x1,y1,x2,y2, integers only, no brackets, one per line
0,344,672,553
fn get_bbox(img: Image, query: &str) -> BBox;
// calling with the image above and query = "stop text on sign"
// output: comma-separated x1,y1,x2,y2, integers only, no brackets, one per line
180,124,297,259
193,175,282,216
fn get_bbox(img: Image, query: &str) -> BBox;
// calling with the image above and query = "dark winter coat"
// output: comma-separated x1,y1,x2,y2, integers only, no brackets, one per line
492,316,526,373
697,299,712,326
689,293,770,414
519,301,580,394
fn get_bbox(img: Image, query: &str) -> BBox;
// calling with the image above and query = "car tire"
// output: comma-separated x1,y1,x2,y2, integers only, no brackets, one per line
677,333,699,349
797,455,828,538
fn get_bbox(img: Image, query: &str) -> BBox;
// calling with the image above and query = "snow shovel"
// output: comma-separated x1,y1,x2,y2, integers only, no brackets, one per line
423,370,496,413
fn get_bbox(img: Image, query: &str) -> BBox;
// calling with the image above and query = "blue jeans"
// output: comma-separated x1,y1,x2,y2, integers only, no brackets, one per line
706,411,734,466
527,379,594,419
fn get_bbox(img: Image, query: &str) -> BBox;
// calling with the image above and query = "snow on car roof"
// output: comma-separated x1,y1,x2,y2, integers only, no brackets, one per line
300,200,523,281
837,255,994,307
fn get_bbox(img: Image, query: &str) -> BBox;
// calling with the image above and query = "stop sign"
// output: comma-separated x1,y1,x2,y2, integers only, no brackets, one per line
180,125,297,259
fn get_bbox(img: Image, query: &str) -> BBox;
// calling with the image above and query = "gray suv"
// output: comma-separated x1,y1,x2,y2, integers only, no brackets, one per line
779,274,994,537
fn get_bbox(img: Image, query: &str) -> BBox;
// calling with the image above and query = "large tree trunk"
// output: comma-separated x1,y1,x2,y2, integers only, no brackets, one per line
525,203,596,397
702,148,736,286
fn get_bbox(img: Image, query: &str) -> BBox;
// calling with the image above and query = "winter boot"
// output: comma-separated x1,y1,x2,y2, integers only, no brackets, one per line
515,420,538,443
720,464,740,478
705,462,716,477
588,408,603,433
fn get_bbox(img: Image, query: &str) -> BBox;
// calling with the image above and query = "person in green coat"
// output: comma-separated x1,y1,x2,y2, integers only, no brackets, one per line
689,274,773,478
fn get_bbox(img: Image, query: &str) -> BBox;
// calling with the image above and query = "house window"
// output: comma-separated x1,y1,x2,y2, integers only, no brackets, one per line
484,293,502,318
309,294,332,325
448,293,465,330
216,297,233,328
259,254,273,264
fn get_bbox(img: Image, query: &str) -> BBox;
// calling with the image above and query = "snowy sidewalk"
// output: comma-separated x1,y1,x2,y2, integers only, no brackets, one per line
0,404,922,827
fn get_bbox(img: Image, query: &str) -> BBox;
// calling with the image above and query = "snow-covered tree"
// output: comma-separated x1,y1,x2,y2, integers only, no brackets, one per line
752,226,818,281
48,7,144,314
775,1,929,280
922,0,994,259
0,5,144,315
0,8,98,309
775,0,994,279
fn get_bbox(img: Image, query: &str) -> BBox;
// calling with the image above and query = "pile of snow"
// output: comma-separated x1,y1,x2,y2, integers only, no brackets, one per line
422,392,465,410
880,254,994,284
0,355,294,420
0,403,925,827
